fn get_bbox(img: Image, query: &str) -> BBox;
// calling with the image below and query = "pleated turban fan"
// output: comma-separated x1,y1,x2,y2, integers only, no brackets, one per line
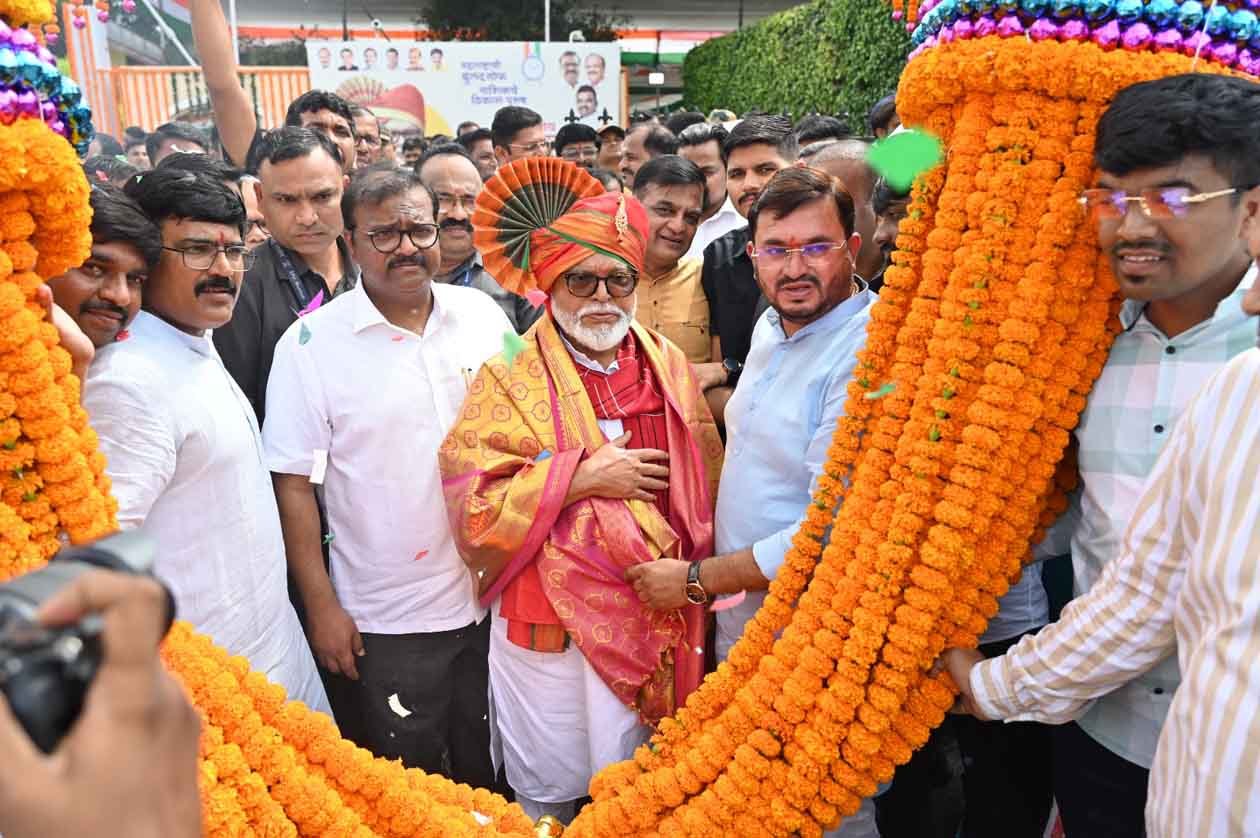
472,158,649,295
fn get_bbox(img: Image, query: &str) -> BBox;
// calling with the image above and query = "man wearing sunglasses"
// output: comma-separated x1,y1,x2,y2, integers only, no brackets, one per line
214,128,359,425
81,166,330,717
263,165,509,787
943,73,1260,838
441,182,722,822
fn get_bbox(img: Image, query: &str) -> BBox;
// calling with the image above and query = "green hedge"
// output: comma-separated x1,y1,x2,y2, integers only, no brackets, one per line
682,0,910,128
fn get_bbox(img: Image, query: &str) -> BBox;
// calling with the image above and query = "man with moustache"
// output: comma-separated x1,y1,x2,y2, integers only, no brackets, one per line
700,114,798,422
627,167,880,837
631,156,724,385
84,167,329,714
215,128,357,425
47,184,159,349
559,50,580,89
940,73,1260,838
576,85,598,120
441,165,722,821
456,127,498,181
264,165,508,783
351,106,383,168
553,123,600,170
417,144,540,332
619,122,678,188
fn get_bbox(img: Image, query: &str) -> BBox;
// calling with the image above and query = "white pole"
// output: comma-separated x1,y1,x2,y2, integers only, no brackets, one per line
229,0,240,64
544,0,551,41
137,0,197,64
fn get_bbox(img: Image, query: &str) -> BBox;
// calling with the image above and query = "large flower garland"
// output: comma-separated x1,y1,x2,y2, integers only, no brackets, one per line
560,33,1248,838
0,0,1252,833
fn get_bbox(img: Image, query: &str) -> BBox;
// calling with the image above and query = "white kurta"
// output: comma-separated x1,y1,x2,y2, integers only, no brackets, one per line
83,311,329,714
486,338,645,806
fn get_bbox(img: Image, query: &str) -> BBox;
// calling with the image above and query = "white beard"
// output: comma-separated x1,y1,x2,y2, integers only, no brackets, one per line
552,298,636,352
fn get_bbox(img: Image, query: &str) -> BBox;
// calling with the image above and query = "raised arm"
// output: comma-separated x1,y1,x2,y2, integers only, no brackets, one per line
190,0,257,168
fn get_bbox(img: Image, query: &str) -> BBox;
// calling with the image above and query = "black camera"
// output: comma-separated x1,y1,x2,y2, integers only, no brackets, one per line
0,531,169,753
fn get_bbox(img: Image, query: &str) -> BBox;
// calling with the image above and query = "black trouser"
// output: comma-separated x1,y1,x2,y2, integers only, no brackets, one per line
875,631,1053,838
323,618,496,788
1051,720,1148,838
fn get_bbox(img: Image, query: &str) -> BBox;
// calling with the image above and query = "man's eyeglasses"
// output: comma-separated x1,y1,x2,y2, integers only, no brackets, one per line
508,140,549,156
352,224,440,253
560,146,598,162
562,270,638,298
245,219,268,236
436,193,478,214
750,242,848,269
162,243,254,272
1079,187,1241,221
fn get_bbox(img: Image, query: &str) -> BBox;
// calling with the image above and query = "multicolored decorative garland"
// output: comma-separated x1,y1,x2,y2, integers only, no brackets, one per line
0,0,1251,834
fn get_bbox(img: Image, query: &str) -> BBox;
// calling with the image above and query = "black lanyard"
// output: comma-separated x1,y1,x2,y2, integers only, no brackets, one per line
269,239,315,311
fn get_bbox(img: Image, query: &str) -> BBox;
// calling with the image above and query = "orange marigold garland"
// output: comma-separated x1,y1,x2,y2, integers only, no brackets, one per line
564,35,1251,837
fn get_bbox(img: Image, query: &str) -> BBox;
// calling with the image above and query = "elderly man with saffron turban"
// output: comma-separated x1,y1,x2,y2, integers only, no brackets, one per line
440,159,723,822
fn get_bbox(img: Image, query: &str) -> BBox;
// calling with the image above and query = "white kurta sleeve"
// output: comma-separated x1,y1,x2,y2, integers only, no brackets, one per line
82,374,178,530
262,322,329,477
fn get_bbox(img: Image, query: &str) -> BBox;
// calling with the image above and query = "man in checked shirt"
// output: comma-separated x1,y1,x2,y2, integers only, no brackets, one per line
946,73,1260,838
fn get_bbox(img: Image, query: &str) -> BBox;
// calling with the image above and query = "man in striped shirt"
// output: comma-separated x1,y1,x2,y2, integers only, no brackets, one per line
946,73,1260,838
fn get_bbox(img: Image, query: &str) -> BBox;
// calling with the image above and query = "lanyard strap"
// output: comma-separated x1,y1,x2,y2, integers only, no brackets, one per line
269,239,314,310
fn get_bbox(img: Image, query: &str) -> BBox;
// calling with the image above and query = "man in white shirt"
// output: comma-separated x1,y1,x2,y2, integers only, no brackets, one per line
264,165,510,785
83,167,328,713
677,122,746,261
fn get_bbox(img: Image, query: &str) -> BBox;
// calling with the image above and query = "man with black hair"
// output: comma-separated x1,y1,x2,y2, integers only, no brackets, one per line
123,131,150,169
868,93,900,138
48,184,159,348
351,105,383,169
665,111,706,137
631,155,719,372
491,105,547,165
214,127,357,424
85,167,328,715
86,132,124,158
385,47,399,71
942,73,1260,838
870,177,910,291
630,166,880,837
82,156,139,188
559,50,579,88
402,135,427,166
678,121,743,260
145,122,208,166
620,122,680,188
338,47,357,71
264,164,507,784
457,127,498,181
700,114,798,422
810,141,883,283
575,84,598,120
553,123,599,169
455,120,480,137
794,113,850,145
417,144,540,332
191,0,357,173
430,47,446,71
155,149,241,184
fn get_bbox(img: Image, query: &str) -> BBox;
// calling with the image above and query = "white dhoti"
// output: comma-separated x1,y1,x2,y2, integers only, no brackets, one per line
487,609,647,807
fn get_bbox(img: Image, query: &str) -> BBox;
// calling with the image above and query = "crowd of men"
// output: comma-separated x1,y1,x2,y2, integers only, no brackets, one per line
24,4,1260,833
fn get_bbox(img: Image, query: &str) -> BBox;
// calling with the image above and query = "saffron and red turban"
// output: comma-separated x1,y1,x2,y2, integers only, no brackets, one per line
472,158,649,295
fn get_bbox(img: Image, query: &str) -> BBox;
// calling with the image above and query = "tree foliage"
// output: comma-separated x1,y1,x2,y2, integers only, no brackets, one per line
682,0,909,127
421,0,628,42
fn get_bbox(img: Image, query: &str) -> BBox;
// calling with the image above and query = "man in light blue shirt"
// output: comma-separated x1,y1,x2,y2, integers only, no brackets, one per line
625,166,880,837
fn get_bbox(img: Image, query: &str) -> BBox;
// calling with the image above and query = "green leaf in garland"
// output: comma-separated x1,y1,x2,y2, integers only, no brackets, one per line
863,381,897,400
868,129,944,192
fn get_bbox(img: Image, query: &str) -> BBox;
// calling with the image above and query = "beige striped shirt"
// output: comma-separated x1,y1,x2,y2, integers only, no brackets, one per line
970,347,1260,838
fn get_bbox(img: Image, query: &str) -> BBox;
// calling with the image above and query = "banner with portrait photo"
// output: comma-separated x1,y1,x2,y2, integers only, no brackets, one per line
305,40,622,139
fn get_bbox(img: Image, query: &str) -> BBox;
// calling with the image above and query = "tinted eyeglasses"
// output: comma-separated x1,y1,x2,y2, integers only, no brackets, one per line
1079,187,1241,221
353,224,440,254
561,270,638,298
750,242,848,269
